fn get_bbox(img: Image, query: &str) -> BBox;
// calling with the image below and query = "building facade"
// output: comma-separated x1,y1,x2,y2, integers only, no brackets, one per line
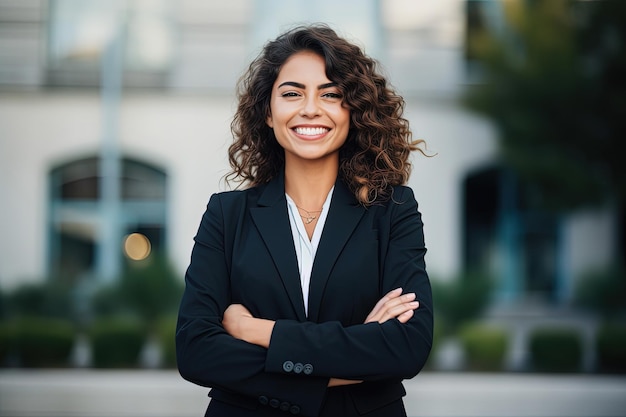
0,0,617,321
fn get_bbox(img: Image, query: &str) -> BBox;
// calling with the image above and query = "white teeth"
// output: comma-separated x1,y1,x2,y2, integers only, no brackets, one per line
294,127,328,136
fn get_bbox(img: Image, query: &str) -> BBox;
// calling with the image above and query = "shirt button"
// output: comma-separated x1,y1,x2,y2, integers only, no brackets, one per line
282,360,294,372
303,364,313,375
280,402,290,411
293,362,303,374
289,405,301,414
258,395,269,405
269,398,280,408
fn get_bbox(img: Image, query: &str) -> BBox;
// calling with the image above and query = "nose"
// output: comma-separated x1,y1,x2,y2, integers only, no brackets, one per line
299,95,322,117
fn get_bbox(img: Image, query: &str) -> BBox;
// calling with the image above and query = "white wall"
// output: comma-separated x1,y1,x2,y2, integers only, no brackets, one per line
0,90,498,288
0,92,235,288
405,98,498,280
1,93,102,287
118,93,236,274
561,206,618,299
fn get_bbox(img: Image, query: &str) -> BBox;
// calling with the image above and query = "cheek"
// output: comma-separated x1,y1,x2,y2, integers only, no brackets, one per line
267,102,289,128
337,111,351,131
334,106,350,123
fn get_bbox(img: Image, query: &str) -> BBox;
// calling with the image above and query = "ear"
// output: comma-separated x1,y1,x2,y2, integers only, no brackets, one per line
266,112,273,128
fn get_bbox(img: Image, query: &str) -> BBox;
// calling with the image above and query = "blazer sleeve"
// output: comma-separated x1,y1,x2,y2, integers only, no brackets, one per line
176,193,329,416
265,187,433,381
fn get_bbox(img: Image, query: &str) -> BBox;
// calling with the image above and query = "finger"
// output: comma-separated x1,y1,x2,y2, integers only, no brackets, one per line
365,288,402,322
366,290,414,323
379,292,416,315
375,288,403,311
380,300,419,323
396,308,414,324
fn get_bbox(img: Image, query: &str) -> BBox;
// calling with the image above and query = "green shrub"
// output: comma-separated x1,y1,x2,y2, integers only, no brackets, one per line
91,284,126,318
12,317,75,367
0,288,7,319
431,270,493,335
156,315,177,368
529,327,583,373
118,254,184,327
91,254,183,329
0,322,14,366
459,323,509,371
574,264,626,320
7,281,74,320
595,323,626,373
89,317,146,368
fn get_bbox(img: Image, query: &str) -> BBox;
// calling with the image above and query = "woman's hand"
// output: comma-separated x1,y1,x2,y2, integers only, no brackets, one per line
222,304,253,340
224,290,417,389
329,289,418,388
330,289,418,387
223,304,274,348
364,288,419,324
328,378,362,387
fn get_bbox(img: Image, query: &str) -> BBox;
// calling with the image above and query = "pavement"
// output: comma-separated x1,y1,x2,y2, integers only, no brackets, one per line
0,370,625,417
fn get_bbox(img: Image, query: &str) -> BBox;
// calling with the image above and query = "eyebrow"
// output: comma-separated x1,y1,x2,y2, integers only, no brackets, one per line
277,81,338,90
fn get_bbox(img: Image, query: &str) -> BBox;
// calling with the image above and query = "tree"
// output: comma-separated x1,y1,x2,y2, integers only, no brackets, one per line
91,253,183,330
463,0,626,217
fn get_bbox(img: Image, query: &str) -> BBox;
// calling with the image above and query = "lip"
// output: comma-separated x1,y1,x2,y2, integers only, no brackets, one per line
291,125,331,140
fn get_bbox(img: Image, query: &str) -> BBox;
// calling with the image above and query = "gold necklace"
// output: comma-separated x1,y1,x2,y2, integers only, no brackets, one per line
295,205,322,225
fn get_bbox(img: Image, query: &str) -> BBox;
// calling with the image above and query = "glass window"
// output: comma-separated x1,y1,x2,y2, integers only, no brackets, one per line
251,0,382,59
463,166,560,302
47,0,174,87
121,159,167,200
50,157,166,200
48,156,167,283
52,157,100,200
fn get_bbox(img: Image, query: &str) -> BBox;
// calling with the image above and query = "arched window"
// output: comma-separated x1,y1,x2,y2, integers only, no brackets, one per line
48,156,167,284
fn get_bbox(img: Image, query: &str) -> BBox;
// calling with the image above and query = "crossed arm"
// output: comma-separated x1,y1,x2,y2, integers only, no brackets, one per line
222,287,420,387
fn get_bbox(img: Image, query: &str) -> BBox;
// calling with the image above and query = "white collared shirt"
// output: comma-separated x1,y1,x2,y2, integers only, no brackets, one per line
285,187,334,317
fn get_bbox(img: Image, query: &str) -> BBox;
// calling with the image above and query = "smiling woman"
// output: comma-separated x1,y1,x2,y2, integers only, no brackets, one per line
267,51,350,177
176,24,433,417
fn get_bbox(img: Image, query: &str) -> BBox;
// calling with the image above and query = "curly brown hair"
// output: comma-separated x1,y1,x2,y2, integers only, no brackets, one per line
226,24,427,206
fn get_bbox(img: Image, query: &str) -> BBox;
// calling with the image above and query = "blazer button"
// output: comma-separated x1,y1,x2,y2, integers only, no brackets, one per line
289,405,301,414
280,401,290,411
258,395,269,405
282,360,294,372
293,362,303,374
269,398,280,408
303,364,313,375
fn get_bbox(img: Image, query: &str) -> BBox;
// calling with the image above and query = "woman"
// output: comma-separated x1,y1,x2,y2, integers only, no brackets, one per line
176,24,433,417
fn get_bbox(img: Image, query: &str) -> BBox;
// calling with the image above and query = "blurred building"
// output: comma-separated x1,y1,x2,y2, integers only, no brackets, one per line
0,0,617,363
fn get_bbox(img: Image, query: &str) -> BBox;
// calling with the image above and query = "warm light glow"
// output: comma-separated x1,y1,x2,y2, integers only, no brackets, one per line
123,233,151,261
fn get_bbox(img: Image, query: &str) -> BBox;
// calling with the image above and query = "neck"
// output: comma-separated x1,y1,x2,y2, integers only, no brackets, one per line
284,159,338,210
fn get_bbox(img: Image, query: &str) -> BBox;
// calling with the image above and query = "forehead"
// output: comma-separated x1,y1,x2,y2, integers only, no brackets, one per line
275,51,329,82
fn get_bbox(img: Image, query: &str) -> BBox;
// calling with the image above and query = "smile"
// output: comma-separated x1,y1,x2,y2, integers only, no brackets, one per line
293,127,330,136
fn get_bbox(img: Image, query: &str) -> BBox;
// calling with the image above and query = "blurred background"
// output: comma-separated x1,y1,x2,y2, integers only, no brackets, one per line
0,0,625,415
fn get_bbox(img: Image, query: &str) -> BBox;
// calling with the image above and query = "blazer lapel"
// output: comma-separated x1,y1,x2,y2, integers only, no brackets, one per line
307,180,365,322
250,176,307,321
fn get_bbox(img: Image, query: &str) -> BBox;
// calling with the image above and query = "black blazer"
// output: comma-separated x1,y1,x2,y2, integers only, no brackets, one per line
176,175,433,417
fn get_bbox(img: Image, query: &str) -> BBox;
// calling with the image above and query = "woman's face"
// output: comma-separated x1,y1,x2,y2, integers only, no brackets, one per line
266,50,350,165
